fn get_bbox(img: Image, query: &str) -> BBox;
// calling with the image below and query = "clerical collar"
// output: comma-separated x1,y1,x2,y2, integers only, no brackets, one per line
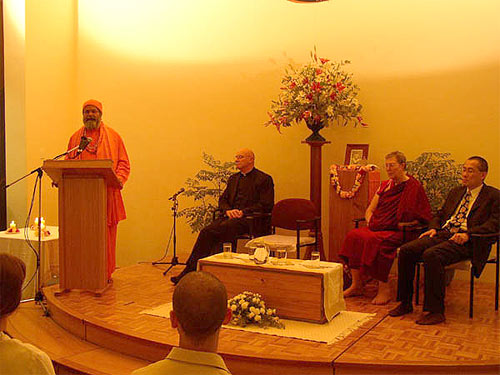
240,168,255,177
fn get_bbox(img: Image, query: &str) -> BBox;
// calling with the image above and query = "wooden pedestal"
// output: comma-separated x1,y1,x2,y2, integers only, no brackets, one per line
328,170,380,261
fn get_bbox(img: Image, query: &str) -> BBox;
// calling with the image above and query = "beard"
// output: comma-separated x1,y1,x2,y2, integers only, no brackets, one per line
84,119,100,129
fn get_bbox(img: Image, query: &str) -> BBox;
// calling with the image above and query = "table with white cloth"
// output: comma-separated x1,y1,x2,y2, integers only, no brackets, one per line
0,226,59,299
199,253,345,323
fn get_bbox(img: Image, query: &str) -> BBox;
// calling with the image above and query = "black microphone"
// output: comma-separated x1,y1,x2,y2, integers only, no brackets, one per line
76,136,92,155
169,187,185,201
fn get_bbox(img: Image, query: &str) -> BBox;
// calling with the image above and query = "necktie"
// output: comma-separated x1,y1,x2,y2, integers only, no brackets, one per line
447,191,472,233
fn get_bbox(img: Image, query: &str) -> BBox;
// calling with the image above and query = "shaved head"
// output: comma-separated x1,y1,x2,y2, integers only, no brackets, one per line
172,271,227,341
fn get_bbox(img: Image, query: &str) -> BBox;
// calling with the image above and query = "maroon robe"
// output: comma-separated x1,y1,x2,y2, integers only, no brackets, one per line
339,176,431,282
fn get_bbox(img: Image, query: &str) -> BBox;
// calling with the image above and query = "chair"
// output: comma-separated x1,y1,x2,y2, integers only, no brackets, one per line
212,208,272,252
415,233,499,318
245,199,320,259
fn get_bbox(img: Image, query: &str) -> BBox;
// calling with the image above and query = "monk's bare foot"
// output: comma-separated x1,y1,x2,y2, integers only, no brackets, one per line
344,285,364,298
371,282,392,305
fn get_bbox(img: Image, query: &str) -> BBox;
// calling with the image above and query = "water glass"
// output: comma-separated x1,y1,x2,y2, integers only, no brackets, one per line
311,251,320,266
276,248,287,265
223,242,233,259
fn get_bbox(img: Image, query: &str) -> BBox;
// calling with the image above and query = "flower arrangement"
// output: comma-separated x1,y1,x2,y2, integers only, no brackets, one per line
266,48,367,141
228,291,285,329
330,164,378,199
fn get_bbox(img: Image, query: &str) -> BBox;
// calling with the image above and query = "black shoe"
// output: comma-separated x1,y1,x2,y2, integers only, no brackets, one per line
170,269,190,285
416,312,445,325
170,274,181,285
388,302,413,317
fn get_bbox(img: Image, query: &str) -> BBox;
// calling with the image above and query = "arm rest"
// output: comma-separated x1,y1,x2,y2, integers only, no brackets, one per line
353,217,365,229
470,232,500,239
398,220,427,232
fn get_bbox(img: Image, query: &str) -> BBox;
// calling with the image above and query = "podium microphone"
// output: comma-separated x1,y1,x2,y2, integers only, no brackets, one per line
169,188,185,200
76,136,92,155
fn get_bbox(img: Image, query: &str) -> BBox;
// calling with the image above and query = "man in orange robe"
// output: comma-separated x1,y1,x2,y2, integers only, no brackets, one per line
66,99,130,280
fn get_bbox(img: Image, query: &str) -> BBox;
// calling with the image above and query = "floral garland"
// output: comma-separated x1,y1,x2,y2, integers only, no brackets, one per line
228,291,284,329
330,164,378,199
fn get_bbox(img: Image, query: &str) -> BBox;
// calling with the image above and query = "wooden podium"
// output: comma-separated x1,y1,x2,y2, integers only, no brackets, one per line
328,169,380,261
43,160,121,295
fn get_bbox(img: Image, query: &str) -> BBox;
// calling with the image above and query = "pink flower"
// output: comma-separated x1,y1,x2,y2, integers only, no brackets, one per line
306,93,313,101
315,68,323,75
330,92,337,101
289,82,296,89
303,111,312,119
336,82,345,91
319,58,329,64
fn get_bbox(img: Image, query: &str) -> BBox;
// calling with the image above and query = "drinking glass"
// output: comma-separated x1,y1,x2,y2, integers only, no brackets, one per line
223,243,233,259
310,251,320,267
276,248,287,265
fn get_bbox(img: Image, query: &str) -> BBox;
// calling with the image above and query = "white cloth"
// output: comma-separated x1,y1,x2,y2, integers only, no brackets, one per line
141,304,373,345
245,234,315,252
0,331,55,375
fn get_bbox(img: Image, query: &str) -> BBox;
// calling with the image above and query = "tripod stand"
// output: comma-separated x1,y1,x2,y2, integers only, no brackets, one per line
5,146,81,316
152,194,186,275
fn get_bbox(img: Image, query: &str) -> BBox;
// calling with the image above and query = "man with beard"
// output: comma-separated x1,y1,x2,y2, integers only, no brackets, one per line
66,99,130,281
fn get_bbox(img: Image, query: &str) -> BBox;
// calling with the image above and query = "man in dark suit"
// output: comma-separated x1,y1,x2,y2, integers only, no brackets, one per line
389,156,499,325
171,149,274,285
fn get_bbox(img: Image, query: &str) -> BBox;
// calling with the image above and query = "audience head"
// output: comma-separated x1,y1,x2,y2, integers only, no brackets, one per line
462,156,488,189
82,99,103,130
0,253,26,319
384,151,407,182
171,271,230,348
235,148,255,174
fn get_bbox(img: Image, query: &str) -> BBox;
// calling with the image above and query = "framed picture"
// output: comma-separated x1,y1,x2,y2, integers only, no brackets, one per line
345,144,369,165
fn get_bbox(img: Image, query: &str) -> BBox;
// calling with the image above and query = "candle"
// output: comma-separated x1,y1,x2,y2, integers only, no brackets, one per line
9,221,16,230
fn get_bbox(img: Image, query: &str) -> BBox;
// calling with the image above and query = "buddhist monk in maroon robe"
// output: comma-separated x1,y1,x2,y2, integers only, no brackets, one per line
66,100,130,280
339,151,431,304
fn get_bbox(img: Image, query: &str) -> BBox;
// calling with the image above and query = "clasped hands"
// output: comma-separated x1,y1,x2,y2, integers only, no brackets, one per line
419,228,469,245
226,209,244,219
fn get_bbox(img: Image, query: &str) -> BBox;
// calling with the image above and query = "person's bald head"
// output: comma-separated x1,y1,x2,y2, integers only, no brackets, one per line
171,271,228,342
235,148,255,174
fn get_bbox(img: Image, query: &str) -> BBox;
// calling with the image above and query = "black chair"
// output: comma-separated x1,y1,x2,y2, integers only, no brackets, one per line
414,233,499,318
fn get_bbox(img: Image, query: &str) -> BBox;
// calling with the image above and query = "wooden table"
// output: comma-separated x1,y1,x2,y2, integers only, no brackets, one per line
199,254,345,324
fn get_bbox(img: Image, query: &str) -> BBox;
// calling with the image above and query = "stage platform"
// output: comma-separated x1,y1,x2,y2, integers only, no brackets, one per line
7,263,500,375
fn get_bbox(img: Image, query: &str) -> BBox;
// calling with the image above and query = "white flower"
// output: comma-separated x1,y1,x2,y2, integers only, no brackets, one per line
252,298,258,303
266,308,273,316
239,300,244,305
248,312,255,319
259,301,265,307
260,308,265,314
254,314,262,322
231,305,237,312
249,306,256,314
242,302,249,310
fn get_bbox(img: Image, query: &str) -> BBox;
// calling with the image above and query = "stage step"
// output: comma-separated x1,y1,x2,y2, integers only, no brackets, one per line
6,302,151,375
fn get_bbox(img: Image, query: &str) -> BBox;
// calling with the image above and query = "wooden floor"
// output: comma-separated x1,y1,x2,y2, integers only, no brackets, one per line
7,263,500,375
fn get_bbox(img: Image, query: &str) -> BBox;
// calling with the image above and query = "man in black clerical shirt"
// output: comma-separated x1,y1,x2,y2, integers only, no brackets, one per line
171,149,274,285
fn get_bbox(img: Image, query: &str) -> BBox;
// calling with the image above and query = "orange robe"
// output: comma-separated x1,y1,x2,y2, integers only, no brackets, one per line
66,123,130,279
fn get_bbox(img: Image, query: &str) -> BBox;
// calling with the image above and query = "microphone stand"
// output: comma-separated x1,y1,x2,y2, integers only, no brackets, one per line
4,146,78,317
152,194,186,275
